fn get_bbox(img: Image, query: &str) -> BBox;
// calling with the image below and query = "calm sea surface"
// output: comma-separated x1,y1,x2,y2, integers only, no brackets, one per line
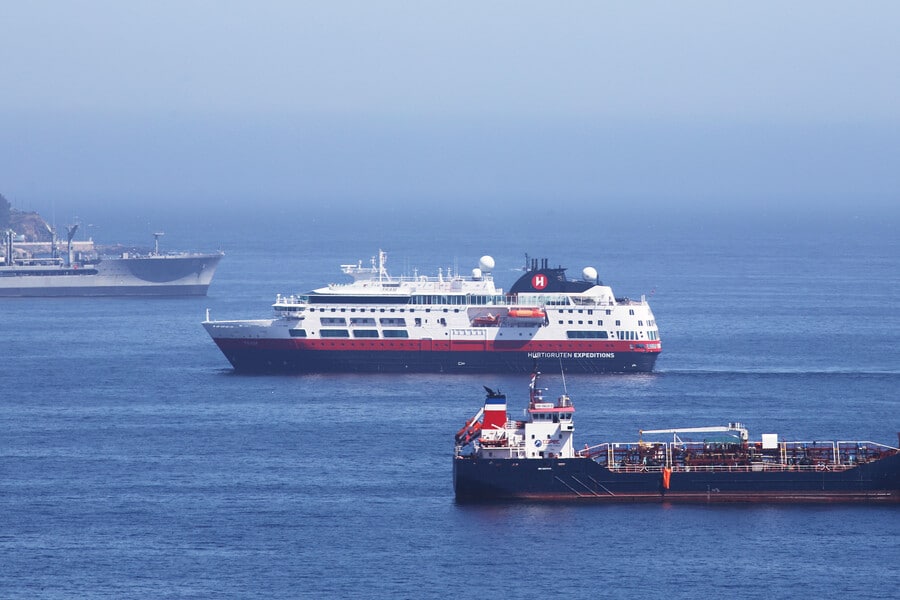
2,208,898,598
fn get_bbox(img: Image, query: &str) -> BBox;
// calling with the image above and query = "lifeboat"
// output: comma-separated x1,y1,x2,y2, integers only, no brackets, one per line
455,420,482,445
472,313,500,327
507,308,546,319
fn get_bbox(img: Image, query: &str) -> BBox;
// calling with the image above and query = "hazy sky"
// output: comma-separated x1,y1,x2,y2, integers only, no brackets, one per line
2,1,898,218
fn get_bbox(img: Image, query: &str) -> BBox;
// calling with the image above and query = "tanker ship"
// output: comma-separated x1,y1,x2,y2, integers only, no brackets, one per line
203,251,661,373
1,228,222,297
453,374,900,503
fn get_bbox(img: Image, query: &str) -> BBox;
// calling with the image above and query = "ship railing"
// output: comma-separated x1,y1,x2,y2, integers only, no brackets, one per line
581,440,896,472
614,295,648,306
835,440,900,464
579,443,610,461
776,440,898,467
274,294,310,306
608,463,861,474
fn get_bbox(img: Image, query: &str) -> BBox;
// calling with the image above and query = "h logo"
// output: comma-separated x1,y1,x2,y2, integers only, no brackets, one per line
531,274,548,290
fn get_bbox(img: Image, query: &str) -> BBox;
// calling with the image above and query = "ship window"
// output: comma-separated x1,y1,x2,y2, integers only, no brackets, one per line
321,329,350,338
383,330,409,338
380,318,407,327
321,317,347,326
352,329,379,338
615,320,621,326
567,331,609,339
289,329,307,337
638,320,644,326
629,309,635,315
350,317,376,326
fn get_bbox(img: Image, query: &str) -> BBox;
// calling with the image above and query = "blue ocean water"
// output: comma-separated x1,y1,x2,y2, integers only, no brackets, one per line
1,207,898,599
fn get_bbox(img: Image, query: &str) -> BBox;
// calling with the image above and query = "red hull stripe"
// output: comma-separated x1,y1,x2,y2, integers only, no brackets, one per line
213,338,662,353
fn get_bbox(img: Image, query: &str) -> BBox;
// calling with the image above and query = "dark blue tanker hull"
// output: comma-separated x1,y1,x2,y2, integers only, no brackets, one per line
453,454,900,503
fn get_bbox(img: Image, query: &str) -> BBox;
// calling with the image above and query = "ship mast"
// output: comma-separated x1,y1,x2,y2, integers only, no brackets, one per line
3,229,14,266
66,224,79,267
153,232,165,256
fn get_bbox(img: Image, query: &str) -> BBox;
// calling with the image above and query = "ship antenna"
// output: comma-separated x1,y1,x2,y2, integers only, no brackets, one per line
559,357,568,395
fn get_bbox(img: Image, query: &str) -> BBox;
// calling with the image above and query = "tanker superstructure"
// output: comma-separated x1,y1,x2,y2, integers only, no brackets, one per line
1,228,222,297
203,251,661,373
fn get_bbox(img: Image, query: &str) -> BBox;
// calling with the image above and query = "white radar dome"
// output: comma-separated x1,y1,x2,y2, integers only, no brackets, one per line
479,256,495,272
582,266,598,282
472,268,483,279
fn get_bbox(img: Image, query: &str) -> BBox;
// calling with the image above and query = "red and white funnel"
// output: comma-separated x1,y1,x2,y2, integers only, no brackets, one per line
482,386,507,432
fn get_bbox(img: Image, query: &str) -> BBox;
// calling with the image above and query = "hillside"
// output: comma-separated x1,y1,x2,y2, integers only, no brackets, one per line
9,210,54,242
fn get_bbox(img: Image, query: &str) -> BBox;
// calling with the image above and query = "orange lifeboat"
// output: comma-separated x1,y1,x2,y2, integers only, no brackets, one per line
472,314,500,327
507,308,546,319
455,421,482,445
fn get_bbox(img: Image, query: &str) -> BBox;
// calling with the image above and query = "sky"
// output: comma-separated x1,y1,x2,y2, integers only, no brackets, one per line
1,1,898,221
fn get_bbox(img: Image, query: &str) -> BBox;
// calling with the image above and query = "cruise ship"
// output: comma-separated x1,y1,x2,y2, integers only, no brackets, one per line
1,228,222,297
203,251,661,373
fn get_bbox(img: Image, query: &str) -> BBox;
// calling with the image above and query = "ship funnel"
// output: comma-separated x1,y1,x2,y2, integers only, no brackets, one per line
482,386,507,431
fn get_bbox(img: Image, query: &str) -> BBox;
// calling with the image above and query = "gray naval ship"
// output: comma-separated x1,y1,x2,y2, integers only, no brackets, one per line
1,226,222,297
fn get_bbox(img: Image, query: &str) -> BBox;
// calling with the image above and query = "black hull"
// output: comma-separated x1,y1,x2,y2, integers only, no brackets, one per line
453,454,900,504
216,347,660,374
